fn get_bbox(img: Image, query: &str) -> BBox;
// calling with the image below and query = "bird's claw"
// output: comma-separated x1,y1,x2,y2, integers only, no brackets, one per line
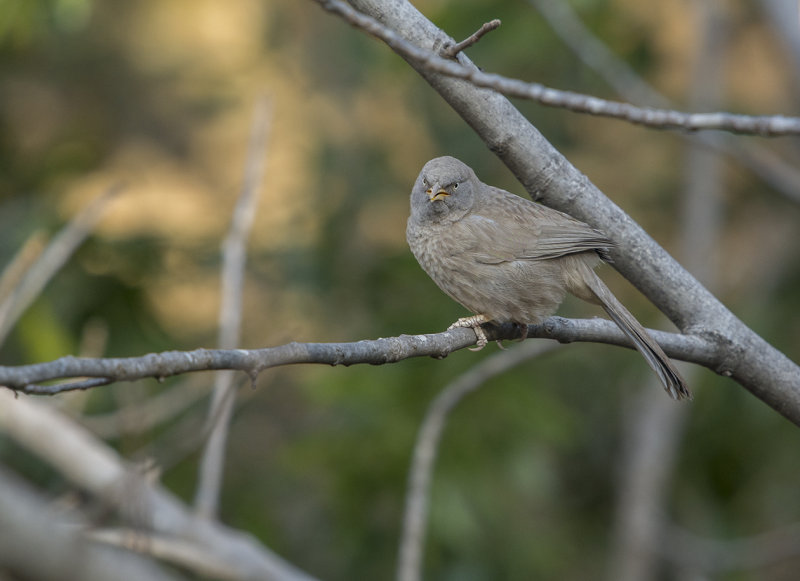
448,315,490,351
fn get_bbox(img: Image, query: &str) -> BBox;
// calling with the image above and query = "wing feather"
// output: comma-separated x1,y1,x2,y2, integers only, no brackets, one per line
464,186,613,263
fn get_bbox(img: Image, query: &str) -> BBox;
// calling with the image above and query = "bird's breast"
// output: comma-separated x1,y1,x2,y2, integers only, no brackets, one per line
407,217,569,324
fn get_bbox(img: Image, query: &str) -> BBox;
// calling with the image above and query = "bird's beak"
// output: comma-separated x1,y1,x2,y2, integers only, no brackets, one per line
426,186,449,202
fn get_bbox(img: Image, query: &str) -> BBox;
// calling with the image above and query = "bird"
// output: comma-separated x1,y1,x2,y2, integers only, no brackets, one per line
406,155,690,400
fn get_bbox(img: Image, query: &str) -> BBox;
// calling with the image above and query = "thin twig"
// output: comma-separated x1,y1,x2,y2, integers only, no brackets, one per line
314,0,800,135
0,185,123,347
397,340,557,581
610,379,692,581
81,377,211,439
662,521,800,573
131,384,238,474
527,0,800,204
758,0,800,93
441,19,501,58
194,96,272,519
527,0,668,106
88,528,242,580
0,232,47,308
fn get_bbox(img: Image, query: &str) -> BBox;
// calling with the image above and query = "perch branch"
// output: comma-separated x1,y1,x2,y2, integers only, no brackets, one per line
0,318,719,396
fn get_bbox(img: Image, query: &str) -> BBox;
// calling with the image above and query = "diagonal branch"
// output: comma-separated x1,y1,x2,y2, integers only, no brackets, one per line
526,0,670,107
0,185,123,347
318,0,800,424
0,390,319,581
0,468,186,581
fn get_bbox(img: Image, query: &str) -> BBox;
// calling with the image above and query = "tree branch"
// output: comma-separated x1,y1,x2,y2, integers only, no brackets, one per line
0,318,718,396
526,0,669,107
81,378,209,439
87,528,242,580
318,0,800,425
0,185,122,346
195,96,272,520
0,232,47,308
314,0,800,136
0,390,319,581
398,340,557,581
441,19,501,58
0,468,186,581
662,521,800,573
527,0,800,205
611,4,726,577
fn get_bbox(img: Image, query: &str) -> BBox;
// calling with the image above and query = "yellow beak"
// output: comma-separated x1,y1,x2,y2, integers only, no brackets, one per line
427,188,449,202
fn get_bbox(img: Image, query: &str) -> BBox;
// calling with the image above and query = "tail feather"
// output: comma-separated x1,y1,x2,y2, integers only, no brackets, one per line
581,269,691,400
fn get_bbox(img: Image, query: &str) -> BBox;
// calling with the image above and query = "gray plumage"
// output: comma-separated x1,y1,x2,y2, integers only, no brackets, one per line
406,156,690,400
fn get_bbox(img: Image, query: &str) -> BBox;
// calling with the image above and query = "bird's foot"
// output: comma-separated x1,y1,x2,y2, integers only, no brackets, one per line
448,315,490,351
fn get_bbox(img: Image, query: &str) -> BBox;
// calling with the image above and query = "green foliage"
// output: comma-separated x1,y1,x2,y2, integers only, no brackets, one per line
1,1,799,580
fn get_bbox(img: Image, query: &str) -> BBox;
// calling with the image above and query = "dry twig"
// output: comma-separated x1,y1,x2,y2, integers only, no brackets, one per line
194,96,272,519
315,0,800,135
397,340,557,581
0,185,122,346
527,0,800,204
441,19,501,58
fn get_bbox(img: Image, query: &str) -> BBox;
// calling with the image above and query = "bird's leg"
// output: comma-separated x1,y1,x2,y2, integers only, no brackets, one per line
448,314,490,351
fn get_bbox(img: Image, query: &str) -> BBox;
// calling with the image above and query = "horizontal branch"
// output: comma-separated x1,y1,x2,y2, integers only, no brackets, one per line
0,318,719,396
316,0,800,136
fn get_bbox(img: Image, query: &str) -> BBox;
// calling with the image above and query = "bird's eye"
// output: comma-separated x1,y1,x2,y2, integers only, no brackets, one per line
453,182,459,189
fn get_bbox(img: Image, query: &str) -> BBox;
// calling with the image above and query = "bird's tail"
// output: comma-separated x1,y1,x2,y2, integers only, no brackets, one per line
580,267,691,400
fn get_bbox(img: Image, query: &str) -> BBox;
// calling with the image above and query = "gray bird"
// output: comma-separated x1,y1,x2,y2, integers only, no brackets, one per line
406,156,690,400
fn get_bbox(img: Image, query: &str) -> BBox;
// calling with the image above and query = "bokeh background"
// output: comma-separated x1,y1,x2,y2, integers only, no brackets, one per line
2,0,800,579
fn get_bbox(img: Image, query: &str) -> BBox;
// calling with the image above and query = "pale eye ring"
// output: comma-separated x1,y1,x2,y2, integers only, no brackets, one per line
453,182,459,189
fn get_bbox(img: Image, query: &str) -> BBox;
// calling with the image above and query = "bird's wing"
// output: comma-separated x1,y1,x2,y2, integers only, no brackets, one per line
520,223,613,260
467,186,613,263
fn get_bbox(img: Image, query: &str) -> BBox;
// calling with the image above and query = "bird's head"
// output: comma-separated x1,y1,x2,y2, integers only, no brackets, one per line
409,156,478,224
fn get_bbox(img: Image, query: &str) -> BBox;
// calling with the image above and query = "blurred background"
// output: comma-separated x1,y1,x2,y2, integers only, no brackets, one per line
1,0,800,579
